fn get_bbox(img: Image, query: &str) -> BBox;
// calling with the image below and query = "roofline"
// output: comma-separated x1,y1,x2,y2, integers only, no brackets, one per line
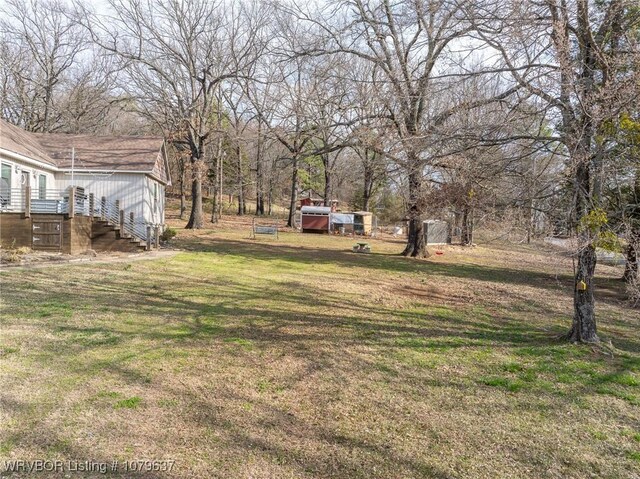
59,168,153,174
1,146,169,185
0,147,58,171
59,170,170,185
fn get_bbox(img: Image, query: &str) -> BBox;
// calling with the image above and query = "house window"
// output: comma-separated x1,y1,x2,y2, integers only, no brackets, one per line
0,163,11,206
39,175,47,199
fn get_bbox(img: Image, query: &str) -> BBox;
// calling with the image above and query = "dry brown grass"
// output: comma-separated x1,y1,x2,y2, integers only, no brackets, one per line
0,216,638,478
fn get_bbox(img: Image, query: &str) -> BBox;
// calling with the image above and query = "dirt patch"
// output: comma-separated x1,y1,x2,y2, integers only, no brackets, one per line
0,248,179,269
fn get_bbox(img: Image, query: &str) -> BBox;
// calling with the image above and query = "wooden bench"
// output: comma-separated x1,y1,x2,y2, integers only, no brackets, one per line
251,218,279,239
352,242,371,253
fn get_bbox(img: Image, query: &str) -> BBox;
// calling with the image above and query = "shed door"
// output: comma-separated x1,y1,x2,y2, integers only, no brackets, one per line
32,220,62,250
302,215,329,230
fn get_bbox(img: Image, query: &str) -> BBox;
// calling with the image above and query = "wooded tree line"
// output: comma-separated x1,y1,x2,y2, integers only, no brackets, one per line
1,0,639,341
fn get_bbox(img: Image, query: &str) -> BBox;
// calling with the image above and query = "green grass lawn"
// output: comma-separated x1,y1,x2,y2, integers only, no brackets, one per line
1,224,639,478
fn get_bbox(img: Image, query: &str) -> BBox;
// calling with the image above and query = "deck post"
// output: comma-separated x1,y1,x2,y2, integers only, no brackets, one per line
24,186,31,218
154,226,160,249
113,200,119,226
89,193,94,217
119,209,125,236
129,212,134,233
146,226,152,251
69,186,76,218
101,196,106,220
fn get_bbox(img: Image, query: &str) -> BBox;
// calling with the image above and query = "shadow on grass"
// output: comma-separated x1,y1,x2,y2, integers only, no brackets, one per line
1,247,639,478
3,257,637,362
178,237,576,291
0,406,175,479
169,236,634,317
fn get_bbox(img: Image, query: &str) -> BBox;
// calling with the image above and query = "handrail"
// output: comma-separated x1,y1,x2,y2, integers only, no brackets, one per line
0,188,26,212
3,185,160,248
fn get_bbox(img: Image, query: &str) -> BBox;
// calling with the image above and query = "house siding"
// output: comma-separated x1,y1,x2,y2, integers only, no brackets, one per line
144,176,165,225
0,153,56,193
55,172,149,223
54,172,165,226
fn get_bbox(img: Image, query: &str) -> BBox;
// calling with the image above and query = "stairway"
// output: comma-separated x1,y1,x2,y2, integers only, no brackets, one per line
91,219,148,253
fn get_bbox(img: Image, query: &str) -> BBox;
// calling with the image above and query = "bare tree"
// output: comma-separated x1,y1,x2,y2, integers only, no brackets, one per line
476,0,640,341
75,0,270,228
292,0,517,256
349,61,393,211
0,0,87,132
244,13,320,227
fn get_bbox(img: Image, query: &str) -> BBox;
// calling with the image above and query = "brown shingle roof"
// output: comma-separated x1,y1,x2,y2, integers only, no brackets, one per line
1,120,170,184
0,119,56,166
35,133,164,170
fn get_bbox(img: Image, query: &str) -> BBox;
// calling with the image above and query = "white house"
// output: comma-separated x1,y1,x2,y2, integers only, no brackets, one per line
0,119,171,226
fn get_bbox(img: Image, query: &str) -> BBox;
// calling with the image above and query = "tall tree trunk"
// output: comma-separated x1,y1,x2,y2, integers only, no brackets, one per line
402,167,427,258
567,159,599,342
211,137,223,223
461,206,469,246
526,197,533,244
186,158,204,229
211,192,217,223
267,176,273,216
624,171,639,284
287,156,299,228
323,157,331,207
461,204,474,246
179,160,186,220
236,144,245,216
564,0,600,342
42,85,53,132
624,229,639,283
255,124,264,215
568,241,599,342
526,156,538,244
363,160,374,211
237,194,244,215
256,191,264,215
256,167,264,215
218,144,223,221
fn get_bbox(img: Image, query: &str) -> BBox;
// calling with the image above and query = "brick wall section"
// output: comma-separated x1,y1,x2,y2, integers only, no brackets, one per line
0,213,31,249
0,213,145,253
68,216,92,254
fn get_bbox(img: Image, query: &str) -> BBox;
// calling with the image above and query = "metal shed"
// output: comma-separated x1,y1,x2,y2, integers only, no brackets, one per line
301,206,331,233
423,220,450,245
